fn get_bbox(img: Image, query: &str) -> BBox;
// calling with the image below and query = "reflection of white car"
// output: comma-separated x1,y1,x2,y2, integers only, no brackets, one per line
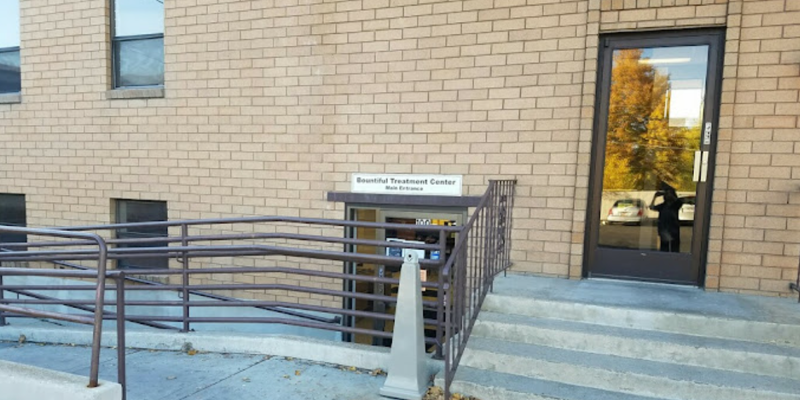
606,199,645,225
679,196,696,224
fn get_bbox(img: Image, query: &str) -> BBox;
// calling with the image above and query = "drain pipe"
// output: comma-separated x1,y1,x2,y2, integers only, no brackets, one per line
380,252,427,400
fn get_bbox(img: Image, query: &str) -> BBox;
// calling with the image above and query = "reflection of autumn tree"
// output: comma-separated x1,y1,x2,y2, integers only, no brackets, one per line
603,49,699,192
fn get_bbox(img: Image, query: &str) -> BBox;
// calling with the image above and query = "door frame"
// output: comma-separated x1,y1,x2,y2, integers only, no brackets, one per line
584,28,726,286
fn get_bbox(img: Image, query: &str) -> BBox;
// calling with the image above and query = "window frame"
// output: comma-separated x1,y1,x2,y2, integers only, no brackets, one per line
0,0,21,95
0,46,21,95
110,0,165,89
114,199,168,270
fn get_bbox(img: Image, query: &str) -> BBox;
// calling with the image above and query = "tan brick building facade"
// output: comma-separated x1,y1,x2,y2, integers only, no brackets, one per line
0,0,798,298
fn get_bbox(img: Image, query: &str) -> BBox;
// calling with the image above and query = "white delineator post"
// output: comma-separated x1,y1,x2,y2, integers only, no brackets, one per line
380,252,428,400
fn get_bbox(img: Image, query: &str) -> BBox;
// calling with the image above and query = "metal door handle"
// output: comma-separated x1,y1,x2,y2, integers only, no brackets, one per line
701,151,710,182
693,151,702,182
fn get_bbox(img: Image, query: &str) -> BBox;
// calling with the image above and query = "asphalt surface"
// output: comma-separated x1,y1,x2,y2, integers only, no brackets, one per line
0,341,388,400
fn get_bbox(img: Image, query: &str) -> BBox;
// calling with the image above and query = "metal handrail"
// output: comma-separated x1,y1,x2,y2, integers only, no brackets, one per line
0,215,460,396
0,226,110,388
443,179,516,399
52,215,462,233
792,255,800,302
0,183,516,399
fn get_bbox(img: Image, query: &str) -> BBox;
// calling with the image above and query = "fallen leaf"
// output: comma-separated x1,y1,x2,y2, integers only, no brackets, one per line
285,357,294,361
18,335,26,344
282,375,290,379
187,349,198,356
294,370,301,376
348,366,357,372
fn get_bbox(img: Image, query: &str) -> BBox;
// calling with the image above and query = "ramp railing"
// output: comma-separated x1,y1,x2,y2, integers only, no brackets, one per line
443,179,516,399
791,255,799,302
0,180,516,400
0,217,460,398
0,226,110,388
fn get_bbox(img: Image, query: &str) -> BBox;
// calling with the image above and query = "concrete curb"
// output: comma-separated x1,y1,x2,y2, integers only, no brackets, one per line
0,325,444,374
0,359,122,400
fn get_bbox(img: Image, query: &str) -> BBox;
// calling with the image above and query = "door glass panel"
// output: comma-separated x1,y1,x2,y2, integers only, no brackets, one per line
598,45,708,253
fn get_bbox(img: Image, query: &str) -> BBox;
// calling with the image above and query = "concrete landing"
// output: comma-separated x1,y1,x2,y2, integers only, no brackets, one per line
0,342,388,400
444,274,800,400
492,274,800,324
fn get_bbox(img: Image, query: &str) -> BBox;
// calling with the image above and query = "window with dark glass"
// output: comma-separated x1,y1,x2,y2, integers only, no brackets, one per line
0,0,21,94
115,199,168,269
0,194,26,247
112,0,164,88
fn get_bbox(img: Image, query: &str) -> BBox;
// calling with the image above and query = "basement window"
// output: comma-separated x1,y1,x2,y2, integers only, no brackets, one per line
0,194,26,247
115,199,168,270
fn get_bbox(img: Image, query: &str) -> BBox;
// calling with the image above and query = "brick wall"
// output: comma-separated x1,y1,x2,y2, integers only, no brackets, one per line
0,0,798,299
707,0,800,296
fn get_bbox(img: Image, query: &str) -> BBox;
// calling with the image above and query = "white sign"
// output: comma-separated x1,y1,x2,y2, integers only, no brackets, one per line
351,174,463,197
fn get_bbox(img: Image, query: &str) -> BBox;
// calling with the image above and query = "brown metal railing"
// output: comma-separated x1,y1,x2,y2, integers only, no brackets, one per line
0,217,461,398
0,181,516,400
792,255,800,302
443,179,516,400
0,226,110,388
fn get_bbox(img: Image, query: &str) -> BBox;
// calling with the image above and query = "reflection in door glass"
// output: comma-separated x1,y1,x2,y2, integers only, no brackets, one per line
599,45,708,253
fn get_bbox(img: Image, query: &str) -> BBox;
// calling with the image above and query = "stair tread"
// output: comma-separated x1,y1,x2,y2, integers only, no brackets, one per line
476,310,800,357
482,291,800,348
451,365,670,400
465,336,800,395
490,275,800,326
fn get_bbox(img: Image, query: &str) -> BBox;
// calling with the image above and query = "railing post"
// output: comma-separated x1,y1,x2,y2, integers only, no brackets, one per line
0,274,5,326
116,273,127,400
486,182,497,287
435,228,447,359
88,236,109,389
181,224,190,332
503,181,515,278
794,253,800,303
444,264,453,400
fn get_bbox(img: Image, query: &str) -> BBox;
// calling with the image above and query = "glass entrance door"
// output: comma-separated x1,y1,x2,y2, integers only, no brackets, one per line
587,31,724,284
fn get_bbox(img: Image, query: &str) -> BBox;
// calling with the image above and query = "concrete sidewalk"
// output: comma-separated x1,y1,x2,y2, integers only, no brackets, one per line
0,341,388,400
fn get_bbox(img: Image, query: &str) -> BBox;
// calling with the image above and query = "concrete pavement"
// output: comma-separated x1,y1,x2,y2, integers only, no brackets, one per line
0,341,389,400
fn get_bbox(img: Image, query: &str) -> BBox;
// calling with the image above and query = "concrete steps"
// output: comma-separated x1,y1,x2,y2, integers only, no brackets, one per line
482,293,800,348
446,278,800,400
446,366,668,400
461,336,800,400
473,311,800,379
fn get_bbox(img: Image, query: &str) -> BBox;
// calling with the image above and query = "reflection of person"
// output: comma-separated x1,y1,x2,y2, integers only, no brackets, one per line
650,182,685,253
